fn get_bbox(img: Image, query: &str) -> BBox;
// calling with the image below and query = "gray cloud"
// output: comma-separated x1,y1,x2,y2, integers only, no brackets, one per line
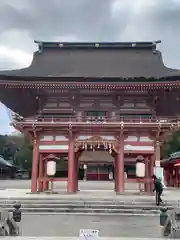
1,0,180,133
0,58,22,70
0,0,117,41
0,0,180,68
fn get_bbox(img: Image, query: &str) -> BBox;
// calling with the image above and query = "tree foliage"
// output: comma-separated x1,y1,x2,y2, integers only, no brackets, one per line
0,134,32,170
161,131,180,158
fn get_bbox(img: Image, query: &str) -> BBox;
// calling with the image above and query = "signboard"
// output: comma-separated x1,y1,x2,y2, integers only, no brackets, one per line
155,161,161,167
79,229,99,240
154,167,166,188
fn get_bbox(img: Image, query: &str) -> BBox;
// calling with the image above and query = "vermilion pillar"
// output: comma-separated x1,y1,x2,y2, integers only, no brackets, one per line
149,155,154,193
144,157,150,193
75,155,79,191
115,135,124,193
38,153,43,192
43,160,49,191
68,136,77,193
155,140,161,164
31,138,39,193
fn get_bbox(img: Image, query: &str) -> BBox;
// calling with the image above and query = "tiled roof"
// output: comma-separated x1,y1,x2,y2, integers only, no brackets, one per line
0,41,179,80
79,151,114,163
168,151,180,161
0,157,14,167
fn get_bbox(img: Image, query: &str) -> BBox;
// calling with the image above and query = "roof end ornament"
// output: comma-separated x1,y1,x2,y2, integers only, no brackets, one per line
35,41,43,53
152,40,161,53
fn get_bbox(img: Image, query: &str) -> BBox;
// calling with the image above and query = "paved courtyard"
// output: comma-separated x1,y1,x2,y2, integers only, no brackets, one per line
0,180,176,237
21,214,161,237
0,180,179,203
0,180,141,191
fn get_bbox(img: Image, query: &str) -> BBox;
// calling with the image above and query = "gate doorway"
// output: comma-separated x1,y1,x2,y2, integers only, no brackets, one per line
75,136,118,191
79,150,114,181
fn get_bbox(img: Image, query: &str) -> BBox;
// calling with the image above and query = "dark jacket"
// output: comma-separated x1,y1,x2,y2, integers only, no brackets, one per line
154,178,163,192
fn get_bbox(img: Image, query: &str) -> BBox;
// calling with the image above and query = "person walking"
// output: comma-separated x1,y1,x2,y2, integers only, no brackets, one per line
152,174,163,206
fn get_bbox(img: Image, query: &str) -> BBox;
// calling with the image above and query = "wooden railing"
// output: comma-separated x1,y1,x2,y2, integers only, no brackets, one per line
12,115,180,124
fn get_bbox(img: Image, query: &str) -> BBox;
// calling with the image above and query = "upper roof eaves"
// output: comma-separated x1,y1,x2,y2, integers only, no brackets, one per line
0,40,180,81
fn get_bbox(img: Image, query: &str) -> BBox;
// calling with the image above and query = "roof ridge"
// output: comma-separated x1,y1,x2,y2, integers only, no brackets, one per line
34,40,161,50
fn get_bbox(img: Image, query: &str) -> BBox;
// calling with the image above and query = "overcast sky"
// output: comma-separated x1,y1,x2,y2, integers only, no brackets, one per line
0,0,180,134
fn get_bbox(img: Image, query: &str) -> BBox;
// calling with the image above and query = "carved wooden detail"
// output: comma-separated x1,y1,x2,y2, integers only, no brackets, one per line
75,135,119,153
76,135,116,144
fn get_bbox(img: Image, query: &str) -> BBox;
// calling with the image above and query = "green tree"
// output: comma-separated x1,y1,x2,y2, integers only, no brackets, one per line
15,144,32,170
0,133,33,169
0,135,7,155
161,131,180,157
11,134,33,170
0,134,16,160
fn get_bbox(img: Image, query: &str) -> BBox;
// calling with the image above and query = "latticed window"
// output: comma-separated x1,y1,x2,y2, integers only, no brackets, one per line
44,113,72,118
87,111,106,117
122,114,152,119
45,102,58,107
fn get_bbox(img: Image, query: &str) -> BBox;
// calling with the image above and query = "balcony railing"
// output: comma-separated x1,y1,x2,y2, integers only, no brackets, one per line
12,114,180,125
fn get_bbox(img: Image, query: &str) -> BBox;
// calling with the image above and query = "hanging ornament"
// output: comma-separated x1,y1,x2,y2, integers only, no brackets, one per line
109,147,112,154
85,143,87,150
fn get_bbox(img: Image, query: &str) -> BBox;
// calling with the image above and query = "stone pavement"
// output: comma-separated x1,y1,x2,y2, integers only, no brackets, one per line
0,181,172,237
20,214,161,237
0,181,178,216
0,181,171,237
0,180,179,202
0,180,141,190
0,187,179,202
0,180,162,191
1,238,162,240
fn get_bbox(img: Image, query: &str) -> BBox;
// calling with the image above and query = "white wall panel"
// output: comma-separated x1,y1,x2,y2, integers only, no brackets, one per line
39,145,68,150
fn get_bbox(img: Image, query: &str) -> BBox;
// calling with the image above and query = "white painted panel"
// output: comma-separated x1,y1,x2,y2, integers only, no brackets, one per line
139,136,153,142
102,136,116,140
124,145,154,151
40,136,53,141
55,136,68,141
39,145,68,150
125,136,138,142
77,136,91,140
155,161,161,167
154,167,166,187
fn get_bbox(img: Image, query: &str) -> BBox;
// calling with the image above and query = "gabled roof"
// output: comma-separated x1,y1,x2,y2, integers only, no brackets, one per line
0,40,180,80
79,151,114,163
168,151,180,161
0,157,15,168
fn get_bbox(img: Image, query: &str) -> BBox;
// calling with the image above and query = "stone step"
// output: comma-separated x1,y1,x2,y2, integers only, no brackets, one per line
0,200,178,207
0,196,177,204
6,207,161,215
0,203,174,210
0,196,169,201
